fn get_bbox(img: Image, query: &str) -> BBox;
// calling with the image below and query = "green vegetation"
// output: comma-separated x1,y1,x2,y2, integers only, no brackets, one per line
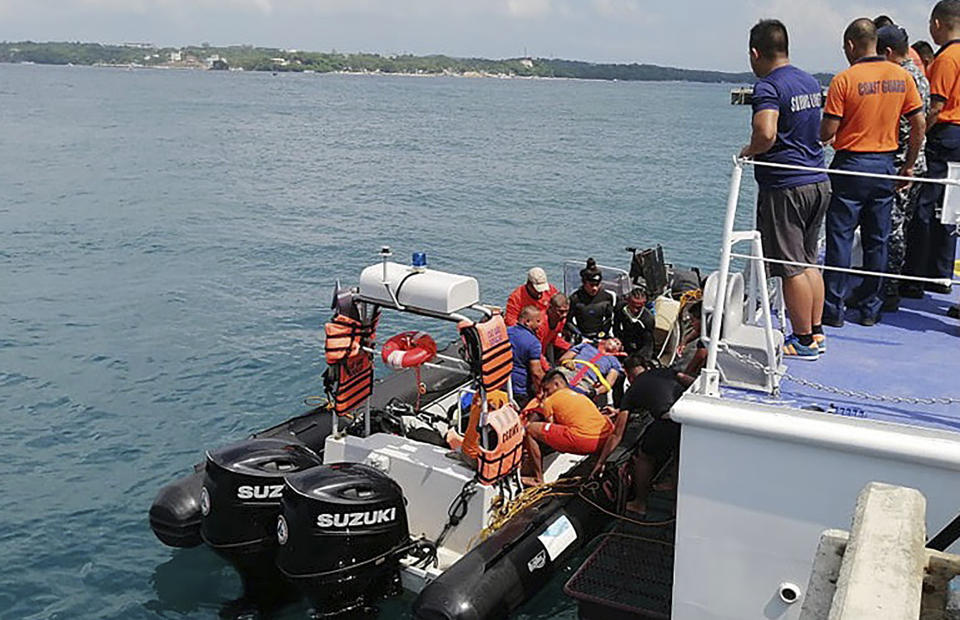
0,41,833,85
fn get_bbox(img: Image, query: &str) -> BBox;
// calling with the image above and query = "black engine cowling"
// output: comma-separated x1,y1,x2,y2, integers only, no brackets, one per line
276,462,410,615
149,469,205,548
200,438,324,610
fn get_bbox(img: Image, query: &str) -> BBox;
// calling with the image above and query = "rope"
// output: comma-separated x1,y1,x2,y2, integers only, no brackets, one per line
277,537,430,579
729,252,959,286
577,480,676,528
435,479,478,548
740,157,960,187
719,342,960,406
471,477,583,546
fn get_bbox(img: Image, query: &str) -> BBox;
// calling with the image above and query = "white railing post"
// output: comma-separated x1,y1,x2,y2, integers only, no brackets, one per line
751,233,781,394
700,158,743,396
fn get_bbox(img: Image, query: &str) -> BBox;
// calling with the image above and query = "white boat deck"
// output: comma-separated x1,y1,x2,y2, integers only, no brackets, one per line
720,289,960,433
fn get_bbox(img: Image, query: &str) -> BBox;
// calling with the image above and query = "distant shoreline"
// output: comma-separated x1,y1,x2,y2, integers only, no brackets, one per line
2,41,834,85
4,62,760,87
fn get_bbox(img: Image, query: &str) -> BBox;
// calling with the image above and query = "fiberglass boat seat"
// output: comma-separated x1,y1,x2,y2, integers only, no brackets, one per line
701,271,784,392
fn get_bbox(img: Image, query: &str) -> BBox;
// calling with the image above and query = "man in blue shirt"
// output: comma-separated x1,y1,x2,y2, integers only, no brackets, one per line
507,305,544,407
558,338,624,404
740,19,831,360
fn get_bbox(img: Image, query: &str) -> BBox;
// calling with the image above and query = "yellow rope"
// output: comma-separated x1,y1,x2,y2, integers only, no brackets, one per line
470,477,583,547
677,288,702,315
564,359,613,391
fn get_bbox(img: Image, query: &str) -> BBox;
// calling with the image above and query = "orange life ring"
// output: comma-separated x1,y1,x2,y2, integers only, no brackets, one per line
381,331,437,369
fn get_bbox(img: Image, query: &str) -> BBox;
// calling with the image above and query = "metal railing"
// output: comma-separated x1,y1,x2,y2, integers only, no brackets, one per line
698,157,960,398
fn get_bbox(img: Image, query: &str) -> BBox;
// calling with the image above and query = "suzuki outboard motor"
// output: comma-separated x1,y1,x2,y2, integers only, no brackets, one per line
200,438,323,614
276,463,410,616
150,469,205,548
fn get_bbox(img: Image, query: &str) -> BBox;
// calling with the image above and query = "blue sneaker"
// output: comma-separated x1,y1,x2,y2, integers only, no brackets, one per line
784,335,820,361
812,333,826,354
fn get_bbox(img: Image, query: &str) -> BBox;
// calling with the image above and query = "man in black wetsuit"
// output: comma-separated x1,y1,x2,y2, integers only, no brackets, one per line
611,356,693,515
565,258,615,342
613,285,655,359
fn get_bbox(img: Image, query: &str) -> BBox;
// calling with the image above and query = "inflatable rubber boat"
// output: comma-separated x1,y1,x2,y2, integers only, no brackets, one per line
148,248,653,619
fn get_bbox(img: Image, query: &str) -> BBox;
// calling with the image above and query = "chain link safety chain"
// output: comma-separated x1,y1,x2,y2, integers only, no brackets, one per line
717,342,960,406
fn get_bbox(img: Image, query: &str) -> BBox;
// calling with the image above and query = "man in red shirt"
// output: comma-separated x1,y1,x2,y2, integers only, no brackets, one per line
538,292,571,367
820,18,925,327
504,267,559,326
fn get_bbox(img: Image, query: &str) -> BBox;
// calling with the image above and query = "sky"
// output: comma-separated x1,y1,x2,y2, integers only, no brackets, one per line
0,0,940,73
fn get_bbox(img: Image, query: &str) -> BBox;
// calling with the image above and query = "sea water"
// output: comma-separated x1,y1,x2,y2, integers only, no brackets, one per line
0,63,756,619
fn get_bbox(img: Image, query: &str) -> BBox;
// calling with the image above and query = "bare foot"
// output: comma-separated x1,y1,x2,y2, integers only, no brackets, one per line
521,476,542,488
653,480,676,492
624,500,647,516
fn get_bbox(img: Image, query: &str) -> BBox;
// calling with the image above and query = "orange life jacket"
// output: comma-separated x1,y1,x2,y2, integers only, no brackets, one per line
328,354,373,415
324,312,378,364
476,404,525,485
459,313,512,392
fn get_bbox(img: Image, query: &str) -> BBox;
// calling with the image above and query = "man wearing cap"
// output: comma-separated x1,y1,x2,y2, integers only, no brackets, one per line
739,19,831,360
903,0,960,300
504,267,559,326
820,18,925,327
877,24,929,311
566,258,616,341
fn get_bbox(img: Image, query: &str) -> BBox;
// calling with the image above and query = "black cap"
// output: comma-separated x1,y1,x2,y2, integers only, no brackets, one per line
580,257,602,283
877,25,908,52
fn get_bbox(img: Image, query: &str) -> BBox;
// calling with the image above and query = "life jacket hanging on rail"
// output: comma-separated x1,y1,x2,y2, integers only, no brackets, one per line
323,353,374,416
323,310,380,365
476,404,524,486
458,312,512,392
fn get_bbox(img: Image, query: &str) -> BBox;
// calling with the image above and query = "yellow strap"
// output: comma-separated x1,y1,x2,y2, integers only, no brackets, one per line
569,359,613,392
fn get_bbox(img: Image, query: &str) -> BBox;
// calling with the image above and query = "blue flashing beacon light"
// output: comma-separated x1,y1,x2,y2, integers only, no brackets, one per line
412,252,428,270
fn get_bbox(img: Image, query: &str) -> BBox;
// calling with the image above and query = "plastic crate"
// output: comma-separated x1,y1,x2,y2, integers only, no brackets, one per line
563,532,673,620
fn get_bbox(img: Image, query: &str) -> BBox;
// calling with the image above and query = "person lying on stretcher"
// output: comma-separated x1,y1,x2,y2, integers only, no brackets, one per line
556,338,623,405
521,369,627,487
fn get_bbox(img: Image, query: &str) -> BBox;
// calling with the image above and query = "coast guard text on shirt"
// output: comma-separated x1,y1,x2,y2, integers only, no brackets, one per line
790,91,822,112
857,79,907,95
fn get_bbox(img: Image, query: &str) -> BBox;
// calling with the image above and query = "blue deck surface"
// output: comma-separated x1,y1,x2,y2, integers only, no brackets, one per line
723,290,960,434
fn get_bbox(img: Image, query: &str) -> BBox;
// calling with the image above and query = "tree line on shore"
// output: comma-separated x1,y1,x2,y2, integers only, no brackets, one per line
0,41,833,86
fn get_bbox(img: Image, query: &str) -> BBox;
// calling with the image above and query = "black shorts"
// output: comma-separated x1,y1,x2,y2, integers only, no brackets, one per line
756,180,831,278
640,418,680,459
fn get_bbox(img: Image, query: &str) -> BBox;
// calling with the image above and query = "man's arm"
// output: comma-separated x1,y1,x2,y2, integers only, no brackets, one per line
590,410,628,477
927,98,945,133
820,116,841,144
558,348,577,364
612,304,623,340
528,358,545,393
899,111,927,183
739,109,779,158
504,289,521,326
596,369,619,396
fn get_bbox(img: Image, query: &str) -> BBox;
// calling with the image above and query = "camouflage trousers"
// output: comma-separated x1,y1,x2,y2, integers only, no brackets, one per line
885,182,921,298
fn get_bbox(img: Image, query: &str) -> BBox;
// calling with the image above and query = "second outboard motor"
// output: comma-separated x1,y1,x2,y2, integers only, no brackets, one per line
276,463,411,616
201,438,323,614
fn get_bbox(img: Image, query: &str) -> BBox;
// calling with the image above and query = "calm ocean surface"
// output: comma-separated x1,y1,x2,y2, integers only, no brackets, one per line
0,64,756,619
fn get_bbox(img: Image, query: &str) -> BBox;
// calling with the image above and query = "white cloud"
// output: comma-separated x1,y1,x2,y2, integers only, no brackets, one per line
506,0,552,19
592,0,639,17
743,0,935,71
